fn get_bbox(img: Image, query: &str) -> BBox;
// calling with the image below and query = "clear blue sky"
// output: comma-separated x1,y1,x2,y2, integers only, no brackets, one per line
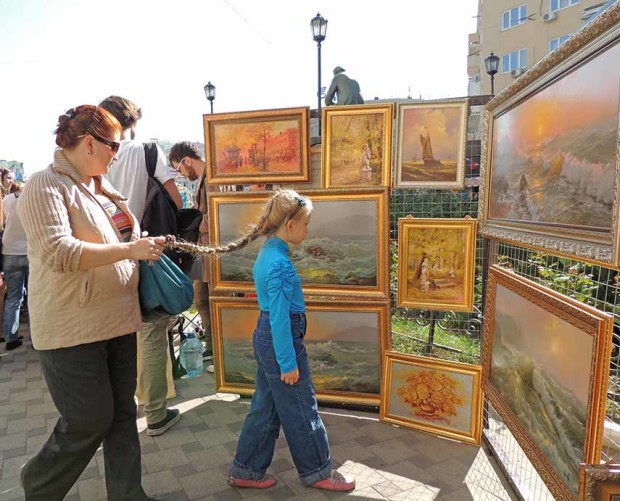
0,0,478,175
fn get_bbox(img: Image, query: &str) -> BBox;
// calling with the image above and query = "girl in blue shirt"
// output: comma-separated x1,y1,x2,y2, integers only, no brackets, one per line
195,189,355,492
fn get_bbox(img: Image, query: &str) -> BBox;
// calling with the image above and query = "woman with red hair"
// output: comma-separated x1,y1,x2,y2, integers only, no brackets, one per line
17,105,164,501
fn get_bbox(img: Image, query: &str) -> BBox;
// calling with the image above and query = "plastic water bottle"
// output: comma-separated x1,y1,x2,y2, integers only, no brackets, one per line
180,332,204,377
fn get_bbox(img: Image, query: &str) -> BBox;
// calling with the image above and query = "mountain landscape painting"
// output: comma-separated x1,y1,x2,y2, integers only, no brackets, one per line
214,301,384,400
490,283,594,495
488,42,620,231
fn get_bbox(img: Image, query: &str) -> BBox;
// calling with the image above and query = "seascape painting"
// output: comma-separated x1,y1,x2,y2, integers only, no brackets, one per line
488,42,620,231
322,105,392,188
203,107,309,184
212,299,387,405
381,352,482,445
490,283,593,495
209,190,388,297
396,100,467,189
397,218,476,312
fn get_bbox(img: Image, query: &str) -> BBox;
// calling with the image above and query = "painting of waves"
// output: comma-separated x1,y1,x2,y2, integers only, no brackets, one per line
489,42,620,231
217,197,379,288
218,305,382,396
490,284,594,495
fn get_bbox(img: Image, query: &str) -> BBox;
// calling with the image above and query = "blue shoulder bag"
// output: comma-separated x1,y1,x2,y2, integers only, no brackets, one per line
138,253,194,315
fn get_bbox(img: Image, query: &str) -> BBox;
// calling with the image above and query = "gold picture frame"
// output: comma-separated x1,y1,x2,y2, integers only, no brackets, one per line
397,217,477,312
210,296,391,407
579,463,620,501
394,99,468,189
321,104,393,188
208,188,390,298
478,4,620,267
483,265,613,499
203,106,310,185
380,352,482,446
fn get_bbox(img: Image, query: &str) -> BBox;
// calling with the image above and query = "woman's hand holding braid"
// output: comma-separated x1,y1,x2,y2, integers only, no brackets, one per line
129,236,165,261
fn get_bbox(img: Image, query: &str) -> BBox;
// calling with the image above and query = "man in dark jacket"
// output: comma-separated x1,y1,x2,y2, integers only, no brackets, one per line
325,66,364,106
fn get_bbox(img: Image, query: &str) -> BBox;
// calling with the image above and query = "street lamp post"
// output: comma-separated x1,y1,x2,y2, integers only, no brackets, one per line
204,81,216,114
310,12,327,133
484,52,500,96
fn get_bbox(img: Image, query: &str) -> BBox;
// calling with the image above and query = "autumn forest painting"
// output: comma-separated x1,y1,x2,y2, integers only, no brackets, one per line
323,105,392,188
204,107,309,184
397,218,476,311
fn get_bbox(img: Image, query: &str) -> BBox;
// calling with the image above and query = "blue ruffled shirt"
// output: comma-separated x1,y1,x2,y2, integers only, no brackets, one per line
253,237,305,373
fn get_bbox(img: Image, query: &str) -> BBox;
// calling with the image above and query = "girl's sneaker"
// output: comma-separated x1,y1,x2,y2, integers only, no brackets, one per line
311,471,355,492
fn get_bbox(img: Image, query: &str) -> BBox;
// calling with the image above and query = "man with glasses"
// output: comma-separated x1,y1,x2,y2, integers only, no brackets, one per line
168,142,216,373
100,95,183,437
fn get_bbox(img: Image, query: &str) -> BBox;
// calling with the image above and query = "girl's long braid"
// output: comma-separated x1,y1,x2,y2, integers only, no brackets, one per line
164,197,283,256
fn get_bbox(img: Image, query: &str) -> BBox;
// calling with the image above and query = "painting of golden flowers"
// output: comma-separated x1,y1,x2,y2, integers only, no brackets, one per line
380,352,482,445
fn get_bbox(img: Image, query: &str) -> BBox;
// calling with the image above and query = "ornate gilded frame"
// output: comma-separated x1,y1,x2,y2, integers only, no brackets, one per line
579,463,620,500
380,352,482,446
482,265,613,500
321,104,393,188
203,106,310,185
394,99,468,189
396,216,477,312
478,4,620,267
208,188,390,298
210,296,391,407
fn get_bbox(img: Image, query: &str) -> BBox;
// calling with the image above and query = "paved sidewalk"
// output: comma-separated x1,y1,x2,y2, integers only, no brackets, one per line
0,337,517,501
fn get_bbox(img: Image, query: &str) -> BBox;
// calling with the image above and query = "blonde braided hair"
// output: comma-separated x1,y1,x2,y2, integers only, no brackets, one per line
163,189,312,256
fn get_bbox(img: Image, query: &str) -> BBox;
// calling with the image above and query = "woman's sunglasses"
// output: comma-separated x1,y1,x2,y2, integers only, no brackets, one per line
90,132,121,154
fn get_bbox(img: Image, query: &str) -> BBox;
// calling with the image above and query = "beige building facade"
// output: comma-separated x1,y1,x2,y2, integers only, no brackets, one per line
468,0,611,96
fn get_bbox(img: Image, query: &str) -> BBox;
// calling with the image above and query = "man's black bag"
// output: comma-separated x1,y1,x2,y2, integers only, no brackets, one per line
142,143,202,274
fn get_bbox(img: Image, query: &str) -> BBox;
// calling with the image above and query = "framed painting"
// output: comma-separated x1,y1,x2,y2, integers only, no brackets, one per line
396,217,477,312
321,104,393,188
394,99,468,189
210,296,391,407
478,5,620,267
208,188,389,298
579,463,620,501
203,107,310,185
482,265,613,500
380,352,482,445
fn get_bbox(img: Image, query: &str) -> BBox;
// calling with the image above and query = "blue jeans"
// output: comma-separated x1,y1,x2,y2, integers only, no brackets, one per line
229,313,332,486
3,254,28,342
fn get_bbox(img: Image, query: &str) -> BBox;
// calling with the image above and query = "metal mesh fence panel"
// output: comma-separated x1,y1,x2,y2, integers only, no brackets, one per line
390,186,620,500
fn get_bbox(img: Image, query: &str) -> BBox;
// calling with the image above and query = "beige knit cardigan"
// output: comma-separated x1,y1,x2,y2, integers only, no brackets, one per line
17,149,142,350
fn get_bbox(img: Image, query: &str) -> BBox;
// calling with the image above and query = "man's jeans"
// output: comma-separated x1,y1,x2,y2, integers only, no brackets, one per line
3,254,28,341
137,310,171,425
229,313,332,486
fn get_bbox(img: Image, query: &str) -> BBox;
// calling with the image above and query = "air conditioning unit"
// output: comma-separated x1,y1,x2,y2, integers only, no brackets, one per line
511,68,526,78
543,11,557,22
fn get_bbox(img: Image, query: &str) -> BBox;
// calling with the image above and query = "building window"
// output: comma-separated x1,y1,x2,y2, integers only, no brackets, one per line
502,49,528,73
549,34,571,52
502,4,527,29
551,0,579,12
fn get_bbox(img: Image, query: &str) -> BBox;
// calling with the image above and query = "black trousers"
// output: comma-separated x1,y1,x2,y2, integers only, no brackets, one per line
21,333,148,501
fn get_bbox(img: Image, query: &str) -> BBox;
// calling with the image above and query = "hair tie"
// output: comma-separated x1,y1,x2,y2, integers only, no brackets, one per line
64,108,77,119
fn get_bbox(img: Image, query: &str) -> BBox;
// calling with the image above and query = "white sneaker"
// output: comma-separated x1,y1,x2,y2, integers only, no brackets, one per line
206,364,215,373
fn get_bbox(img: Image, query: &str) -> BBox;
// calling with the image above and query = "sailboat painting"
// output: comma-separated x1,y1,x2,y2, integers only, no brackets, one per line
395,100,468,189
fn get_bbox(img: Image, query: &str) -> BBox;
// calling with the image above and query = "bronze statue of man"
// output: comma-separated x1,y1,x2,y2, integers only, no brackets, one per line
325,66,364,106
